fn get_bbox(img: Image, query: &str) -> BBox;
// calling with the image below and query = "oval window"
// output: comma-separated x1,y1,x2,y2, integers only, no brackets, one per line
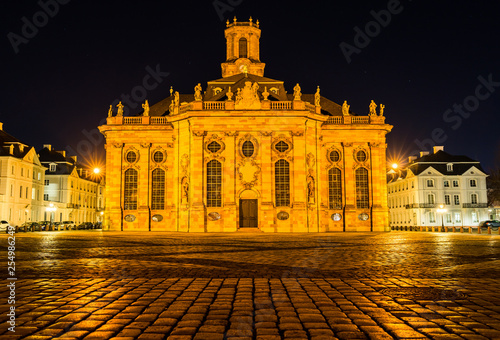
153,151,164,163
207,141,222,153
124,214,136,222
242,141,254,157
126,151,137,163
356,150,367,162
277,211,289,220
208,212,221,221
152,214,163,222
275,141,289,153
358,213,369,221
329,151,340,162
331,213,342,221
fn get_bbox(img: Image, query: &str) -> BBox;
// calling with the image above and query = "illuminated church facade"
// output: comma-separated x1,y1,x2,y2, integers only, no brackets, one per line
99,19,393,232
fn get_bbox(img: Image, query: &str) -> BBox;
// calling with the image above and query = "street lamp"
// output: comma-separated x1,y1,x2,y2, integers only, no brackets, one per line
437,204,447,229
93,167,101,175
46,203,57,226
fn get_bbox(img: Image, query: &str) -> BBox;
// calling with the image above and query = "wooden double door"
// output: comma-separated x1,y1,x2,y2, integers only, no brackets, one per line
239,199,258,228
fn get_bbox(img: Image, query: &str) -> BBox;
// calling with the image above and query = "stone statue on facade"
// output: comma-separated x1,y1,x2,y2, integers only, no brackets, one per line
142,100,150,116
342,100,350,116
235,81,261,109
194,83,203,101
107,105,113,117
314,86,321,106
181,176,189,204
116,101,124,116
293,83,302,100
379,104,385,116
307,175,315,204
369,100,377,116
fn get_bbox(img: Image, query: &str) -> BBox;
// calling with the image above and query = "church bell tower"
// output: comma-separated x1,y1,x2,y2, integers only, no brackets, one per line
221,17,266,78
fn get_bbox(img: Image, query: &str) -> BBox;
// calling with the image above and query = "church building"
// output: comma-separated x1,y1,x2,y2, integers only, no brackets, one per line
99,19,393,232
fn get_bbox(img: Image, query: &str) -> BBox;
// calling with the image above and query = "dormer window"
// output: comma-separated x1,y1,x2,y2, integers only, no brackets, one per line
447,163,453,172
49,164,56,172
270,87,279,95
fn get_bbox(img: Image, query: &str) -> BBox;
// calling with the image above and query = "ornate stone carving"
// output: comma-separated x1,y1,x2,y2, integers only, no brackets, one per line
112,142,123,148
226,86,233,101
293,83,302,100
140,143,150,148
319,136,323,142
180,154,189,175
142,100,150,116
262,87,270,100
235,81,261,110
223,131,239,137
181,176,189,204
259,131,273,137
307,174,315,204
369,100,377,116
205,134,226,154
194,83,203,101
116,101,124,116
290,131,304,137
342,101,350,116
192,131,206,137
314,86,321,106
167,143,174,148
237,134,259,159
306,153,315,169
237,158,261,188
343,142,353,148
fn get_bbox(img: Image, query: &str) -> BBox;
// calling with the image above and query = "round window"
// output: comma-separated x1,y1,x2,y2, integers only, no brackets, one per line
207,141,222,153
356,150,367,162
126,151,137,163
153,151,164,163
358,213,369,221
275,141,289,153
329,151,340,162
152,214,163,222
242,141,254,157
124,214,136,222
331,213,342,221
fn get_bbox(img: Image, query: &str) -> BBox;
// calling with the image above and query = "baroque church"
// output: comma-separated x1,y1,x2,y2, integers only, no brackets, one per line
99,19,393,232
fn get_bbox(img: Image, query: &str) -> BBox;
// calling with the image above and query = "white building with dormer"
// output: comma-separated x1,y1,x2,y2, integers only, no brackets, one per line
388,146,489,229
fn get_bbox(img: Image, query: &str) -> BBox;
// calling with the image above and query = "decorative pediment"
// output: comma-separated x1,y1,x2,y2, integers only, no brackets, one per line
235,81,262,110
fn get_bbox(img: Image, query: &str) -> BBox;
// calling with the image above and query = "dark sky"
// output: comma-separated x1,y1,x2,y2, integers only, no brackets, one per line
2,0,499,171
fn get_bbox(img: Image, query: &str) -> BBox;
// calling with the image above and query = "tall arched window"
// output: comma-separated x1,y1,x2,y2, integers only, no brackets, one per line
124,168,138,210
239,38,248,58
275,159,290,207
151,168,165,210
355,167,369,209
207,160,222,207
328,168,342,209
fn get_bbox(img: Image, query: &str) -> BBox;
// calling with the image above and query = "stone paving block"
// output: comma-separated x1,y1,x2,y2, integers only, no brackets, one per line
193,333,225,340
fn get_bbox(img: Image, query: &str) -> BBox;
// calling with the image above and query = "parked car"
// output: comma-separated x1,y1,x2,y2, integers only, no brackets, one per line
62,221,75,230
94,222,103,229
54,222,62,231
479,220,500,230
18,222,37,232
77,222,93,230
39,221,52,231
0,220,11,233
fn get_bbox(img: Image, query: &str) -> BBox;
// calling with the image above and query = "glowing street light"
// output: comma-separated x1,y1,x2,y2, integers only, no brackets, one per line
437,204,447,228
392,163,398,169
93,168,101,175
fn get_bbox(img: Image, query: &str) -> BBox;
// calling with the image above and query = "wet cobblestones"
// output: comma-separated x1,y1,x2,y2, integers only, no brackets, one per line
1,232,500,339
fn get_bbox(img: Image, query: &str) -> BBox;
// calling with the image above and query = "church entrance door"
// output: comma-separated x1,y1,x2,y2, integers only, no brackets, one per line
239,199,258,228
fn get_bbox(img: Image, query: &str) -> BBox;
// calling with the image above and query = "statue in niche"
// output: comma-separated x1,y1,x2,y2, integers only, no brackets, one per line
116,101,124,116
314,86,321,106
194,83,203,101
307,175,315,204
293,83,302,100
181,176,189,204
342,101,350,116
142,100,150,116
369,100,377,116
107,105,113,117
379,104,385,116
227,86,233,101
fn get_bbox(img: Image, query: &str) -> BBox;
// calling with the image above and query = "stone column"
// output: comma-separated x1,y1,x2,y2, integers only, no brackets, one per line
259,131,274,232
223,132,237,232
190,130,206,232
106,142,123,231
292,131,307,232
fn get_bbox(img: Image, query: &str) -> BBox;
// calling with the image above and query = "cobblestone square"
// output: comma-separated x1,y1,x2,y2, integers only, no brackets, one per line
1,231,500,339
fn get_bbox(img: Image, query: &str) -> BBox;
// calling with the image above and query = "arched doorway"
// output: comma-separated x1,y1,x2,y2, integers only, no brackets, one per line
239,190,258,228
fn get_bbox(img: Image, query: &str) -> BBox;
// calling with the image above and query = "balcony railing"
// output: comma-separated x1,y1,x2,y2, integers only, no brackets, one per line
271,101,292,110
352,117,370,124
204,102,226,110
463,203,488,208
151,117,168,125
123,117,142,125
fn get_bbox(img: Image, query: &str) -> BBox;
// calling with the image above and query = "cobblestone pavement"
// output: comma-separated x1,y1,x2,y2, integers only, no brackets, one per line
1,232,500,339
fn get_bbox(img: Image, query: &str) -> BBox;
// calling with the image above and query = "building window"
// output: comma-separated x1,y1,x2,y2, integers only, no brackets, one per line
239,37,248,58
452,180,459,187
329,151,340,162
44,180,49,186
429,212,436,223
151,168,165,210
275,159,290,207
328,168,342,209
471,194,478,204
21,168,24,176
207,141,222,153
26,187,28,199
454,195,460,205
470,179,477,187
275,141,289,153
50,164,56,172
455,212,461,223
444,180,449,188
126,151,137,163
20,186,23,198
427,179,434,187
445,195,451,205
356,150,367,162
153,151,164,163
207,160,222,207
447,163,453,172
44,194,49,201
242,141,254,157
411,181,414,189
355,167,369,209
472,212,478,223
124,168,138,210
38,172,41,181
446,213,452,223
427,194,435,204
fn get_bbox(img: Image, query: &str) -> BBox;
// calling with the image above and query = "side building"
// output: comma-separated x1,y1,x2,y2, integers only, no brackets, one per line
388,146,489,230
0,122,45,225
38,145,105,224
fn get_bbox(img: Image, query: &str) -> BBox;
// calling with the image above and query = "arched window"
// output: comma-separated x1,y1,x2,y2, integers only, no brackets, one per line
275,159,290,207
355,167,369,209
151,168,165,210
207,160,222,207
328,168,342,209
124,168,138,210
471,193,478,204
239,38,248,58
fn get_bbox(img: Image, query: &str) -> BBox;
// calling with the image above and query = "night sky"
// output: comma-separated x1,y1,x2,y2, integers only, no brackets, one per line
2,0,499,172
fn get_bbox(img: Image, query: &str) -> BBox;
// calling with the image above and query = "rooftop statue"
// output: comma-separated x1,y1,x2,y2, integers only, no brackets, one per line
293,83,302,100
369,100,377,116
116,101,124,116
194,83,203,101
342,101,350,116
379,104,385,116
315,86,321,107
107,105,113,117
142,100,150,116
